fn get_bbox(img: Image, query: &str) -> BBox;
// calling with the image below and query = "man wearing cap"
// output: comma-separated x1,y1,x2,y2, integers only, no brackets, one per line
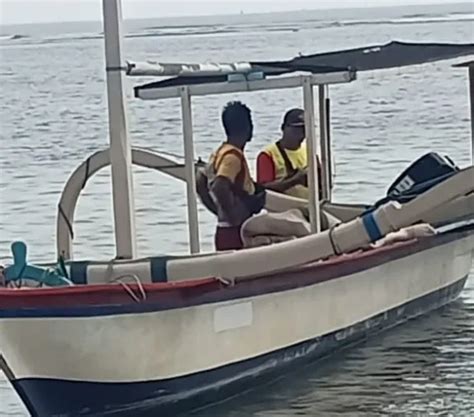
256,108,318,199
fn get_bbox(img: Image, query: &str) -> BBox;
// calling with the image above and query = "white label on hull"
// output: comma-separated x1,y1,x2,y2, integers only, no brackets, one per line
213,301,253,333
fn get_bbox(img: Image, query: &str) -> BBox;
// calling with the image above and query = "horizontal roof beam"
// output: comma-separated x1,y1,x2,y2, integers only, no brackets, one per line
134,71,356,100
126,60,254,77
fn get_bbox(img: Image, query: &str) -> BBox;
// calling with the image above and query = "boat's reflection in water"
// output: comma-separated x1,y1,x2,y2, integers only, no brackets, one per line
179,275,473,417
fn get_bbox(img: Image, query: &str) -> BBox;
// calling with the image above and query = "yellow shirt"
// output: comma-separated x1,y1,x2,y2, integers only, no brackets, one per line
261,141,309,199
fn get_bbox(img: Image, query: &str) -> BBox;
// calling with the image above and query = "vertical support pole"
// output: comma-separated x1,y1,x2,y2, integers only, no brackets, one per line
469,65,474,165
180,86,201,254
303,77,321,233
318,84,330,201
102,0,136,259
325,94,333,197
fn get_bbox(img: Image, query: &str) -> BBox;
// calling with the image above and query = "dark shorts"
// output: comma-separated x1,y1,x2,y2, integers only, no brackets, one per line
215,226,243,251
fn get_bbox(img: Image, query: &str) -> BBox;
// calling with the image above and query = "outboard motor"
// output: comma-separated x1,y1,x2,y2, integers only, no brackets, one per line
387,152,459,198
372,152,460,208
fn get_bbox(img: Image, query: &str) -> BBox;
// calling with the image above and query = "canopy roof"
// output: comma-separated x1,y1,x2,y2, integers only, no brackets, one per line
255,41,474,73
452,60,474,68
132,41,474,95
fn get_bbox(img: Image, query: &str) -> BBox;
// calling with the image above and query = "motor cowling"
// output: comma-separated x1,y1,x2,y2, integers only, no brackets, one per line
372,152,460,208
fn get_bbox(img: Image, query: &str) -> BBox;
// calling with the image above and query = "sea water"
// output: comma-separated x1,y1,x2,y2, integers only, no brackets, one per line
1,3,473,416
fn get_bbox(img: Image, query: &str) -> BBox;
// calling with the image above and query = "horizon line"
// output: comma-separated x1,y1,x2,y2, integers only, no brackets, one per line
1,1,471,27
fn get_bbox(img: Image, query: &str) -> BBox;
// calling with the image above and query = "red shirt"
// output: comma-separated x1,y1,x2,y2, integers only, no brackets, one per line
256,152,276,184
256,151,322,184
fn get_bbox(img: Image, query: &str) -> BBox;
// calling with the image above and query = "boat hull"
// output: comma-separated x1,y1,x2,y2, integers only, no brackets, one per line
6,276,468,417
1,230,473,417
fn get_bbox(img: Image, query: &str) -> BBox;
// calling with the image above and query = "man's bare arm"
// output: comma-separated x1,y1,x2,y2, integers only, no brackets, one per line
210,177,248,225
261,169,306,193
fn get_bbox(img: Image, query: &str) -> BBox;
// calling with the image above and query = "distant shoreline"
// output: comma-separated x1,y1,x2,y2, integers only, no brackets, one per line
1,1,472,27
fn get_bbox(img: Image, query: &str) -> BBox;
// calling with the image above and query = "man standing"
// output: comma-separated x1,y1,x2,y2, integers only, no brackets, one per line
256,108,320,199
197,101,265,251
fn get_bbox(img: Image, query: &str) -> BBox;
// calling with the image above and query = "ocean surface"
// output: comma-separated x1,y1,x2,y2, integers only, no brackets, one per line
1,2,474,416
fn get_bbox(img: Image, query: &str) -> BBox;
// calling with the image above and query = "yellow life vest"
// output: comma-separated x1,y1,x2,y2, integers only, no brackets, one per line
207,143,255,195
263,141,309,199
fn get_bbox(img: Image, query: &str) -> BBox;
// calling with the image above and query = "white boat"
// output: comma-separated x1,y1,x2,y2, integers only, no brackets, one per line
1,1,474,416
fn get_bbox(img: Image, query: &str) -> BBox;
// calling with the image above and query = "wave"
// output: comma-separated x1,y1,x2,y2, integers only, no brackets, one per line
2,11,473,47
144,23,221,30
136,13,474,36
0,34,29,41
40,33,103,44
448,10,474,16
332,14,474,27
265,26,300,32
401,12,444,19
125,28,241,39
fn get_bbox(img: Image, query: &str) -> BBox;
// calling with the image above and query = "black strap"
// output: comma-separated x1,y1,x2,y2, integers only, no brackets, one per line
276,141,296,177
58,203,74,240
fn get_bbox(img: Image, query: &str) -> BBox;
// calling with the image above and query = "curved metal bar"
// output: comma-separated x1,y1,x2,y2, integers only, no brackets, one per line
56,148,189,260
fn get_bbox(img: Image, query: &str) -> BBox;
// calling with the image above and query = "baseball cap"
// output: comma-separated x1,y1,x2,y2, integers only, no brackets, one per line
282,108,305,127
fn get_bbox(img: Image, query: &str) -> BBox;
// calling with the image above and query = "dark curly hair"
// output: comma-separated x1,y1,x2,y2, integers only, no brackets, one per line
221,101,253,141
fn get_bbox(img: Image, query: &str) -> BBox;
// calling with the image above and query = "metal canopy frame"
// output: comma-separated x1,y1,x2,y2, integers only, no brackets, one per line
134,71,355,100
453,60,474,164
102,0,356,256
136,72,355,251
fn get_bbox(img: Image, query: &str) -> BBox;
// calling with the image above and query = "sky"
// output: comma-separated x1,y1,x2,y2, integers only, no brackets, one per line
0,0,469,25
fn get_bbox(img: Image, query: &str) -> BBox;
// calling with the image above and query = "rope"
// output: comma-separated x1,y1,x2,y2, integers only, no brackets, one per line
328,225,342,256
215,276,235,286
109,274,147,303
57,155,91,244
58,203,74,239
58,255,70,280
81,156,91,190
11,277,23,289
16,263,27,281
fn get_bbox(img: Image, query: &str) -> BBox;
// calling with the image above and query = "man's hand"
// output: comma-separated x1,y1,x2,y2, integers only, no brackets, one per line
289,169,308,186
248,190,266,214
